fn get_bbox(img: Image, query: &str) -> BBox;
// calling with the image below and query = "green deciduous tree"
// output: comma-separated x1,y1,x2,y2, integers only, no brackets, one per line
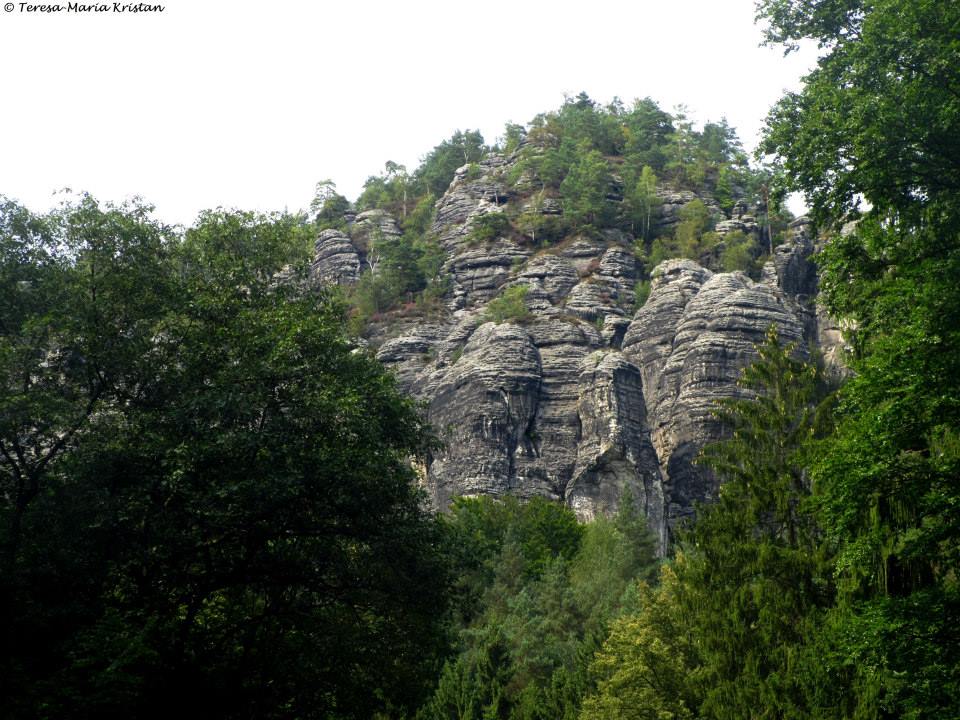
759,0,960,227
718,230,753,272
415,130,488,198
760,1,960,716
674,199,713,259
624,165,658,240
0,194,177,572
0,197,449,719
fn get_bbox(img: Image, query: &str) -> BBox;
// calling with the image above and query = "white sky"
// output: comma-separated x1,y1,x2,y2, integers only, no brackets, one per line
0,0,818,226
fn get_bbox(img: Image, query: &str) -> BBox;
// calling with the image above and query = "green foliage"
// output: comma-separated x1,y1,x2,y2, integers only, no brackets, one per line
357,160,416,221
469,211,511,245
718,230,753,272
502,122,527,154
486,285,532,324
344,225,451,328
759,0,960,228
560,143,611,229
753,0,960,714
623,165,659,240
640,200,723,268
422,496,659,720
583,330,832,720
0,197,449,719
674,198,713,257
713,163,736,212
464,162,483,181
441,496,584,621
416,129,488,198
311,179,350,230
640,203,765,274
511,93,757,226
632,280,651,311
515,192,569,247
647,237,674,268
580,562,702,720
665,104,699,188
802,218,960,717
683,331,832,718
404,192,437,235
620,97,674,172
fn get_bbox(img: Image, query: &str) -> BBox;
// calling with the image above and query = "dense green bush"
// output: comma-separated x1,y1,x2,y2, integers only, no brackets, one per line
469,211,511,244
486,284,531,323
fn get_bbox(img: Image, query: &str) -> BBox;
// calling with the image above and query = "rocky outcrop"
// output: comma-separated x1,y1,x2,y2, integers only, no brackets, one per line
654,188,724,234
715,216,760,238
568,352,666,547
312,229,361,285
448,241,529,308
616,257,809,526
426,322,542,508
622,260,713,411
353,209,401,242
642,271,806,522
518,255,579,302
766,216,851,377
310,152,840,551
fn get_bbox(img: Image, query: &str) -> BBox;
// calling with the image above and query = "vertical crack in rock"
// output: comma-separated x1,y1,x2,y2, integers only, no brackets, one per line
425,322,542,508
569,351,667,550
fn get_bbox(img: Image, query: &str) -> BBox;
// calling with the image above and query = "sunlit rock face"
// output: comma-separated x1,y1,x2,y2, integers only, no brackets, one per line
311,154,838,551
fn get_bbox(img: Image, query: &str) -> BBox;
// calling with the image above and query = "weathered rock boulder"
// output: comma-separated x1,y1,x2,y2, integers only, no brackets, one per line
312,229,361,285
447,240,529,309
644,271,806,522
353,208,401,242
622,259,713,411
518,254,579,303
426,322,542,508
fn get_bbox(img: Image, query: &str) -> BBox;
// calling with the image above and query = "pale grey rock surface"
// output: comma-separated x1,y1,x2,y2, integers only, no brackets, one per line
311,152,838,550
426,322,542,508
447,240,529,309
353,209,402,241
312,229,361,285
642,271,806,523
568,351,666,547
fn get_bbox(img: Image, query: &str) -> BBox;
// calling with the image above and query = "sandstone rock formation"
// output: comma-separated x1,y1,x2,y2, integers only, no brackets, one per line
312,229,361,285
311,154,841,550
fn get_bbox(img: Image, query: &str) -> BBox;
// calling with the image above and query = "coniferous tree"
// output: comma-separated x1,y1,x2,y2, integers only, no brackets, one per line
582,329,831,720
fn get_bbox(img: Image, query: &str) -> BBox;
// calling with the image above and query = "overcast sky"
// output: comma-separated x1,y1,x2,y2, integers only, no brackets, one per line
0,0,818,226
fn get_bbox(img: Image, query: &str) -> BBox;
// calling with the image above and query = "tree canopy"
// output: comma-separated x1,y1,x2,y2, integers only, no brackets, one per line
0,196,449,719
757,0,960,715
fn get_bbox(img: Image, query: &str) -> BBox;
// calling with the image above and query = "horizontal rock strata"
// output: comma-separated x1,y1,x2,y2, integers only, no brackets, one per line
311,153,841,550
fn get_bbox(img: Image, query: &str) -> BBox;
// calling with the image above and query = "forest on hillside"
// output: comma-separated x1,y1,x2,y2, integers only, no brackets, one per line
2,0,959,718
313,87,791,333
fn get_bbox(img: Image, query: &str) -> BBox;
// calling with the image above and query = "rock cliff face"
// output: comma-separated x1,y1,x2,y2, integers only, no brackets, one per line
312,154,839,549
